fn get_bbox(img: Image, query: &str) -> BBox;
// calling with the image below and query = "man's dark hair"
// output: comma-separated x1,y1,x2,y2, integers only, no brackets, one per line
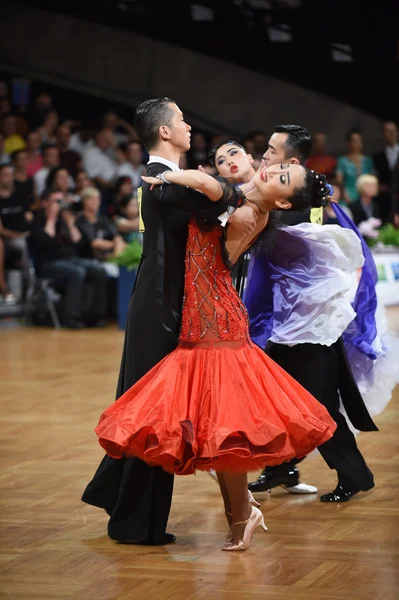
345,126,362,142
134,98,176,151
45,166,65,190
11,149,27,162
383,119,398,128
208,139,246,167
42,143,58,155
275,124,312,165
118,194,135,211
289,169,329,211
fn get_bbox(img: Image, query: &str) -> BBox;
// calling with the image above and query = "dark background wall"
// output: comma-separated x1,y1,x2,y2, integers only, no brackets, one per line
1,1,397,151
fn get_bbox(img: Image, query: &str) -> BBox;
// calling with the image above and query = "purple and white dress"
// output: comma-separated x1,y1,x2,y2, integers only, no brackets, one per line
244,205,398,431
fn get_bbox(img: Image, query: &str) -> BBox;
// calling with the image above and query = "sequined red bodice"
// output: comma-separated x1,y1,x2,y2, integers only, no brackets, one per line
179,221,250,344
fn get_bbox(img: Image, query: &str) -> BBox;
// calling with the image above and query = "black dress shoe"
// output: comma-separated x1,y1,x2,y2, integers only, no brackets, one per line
248,466,300,493
114,532,176,545
320,482,360,503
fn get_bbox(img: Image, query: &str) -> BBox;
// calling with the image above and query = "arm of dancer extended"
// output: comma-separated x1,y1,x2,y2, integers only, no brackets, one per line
143,170,256,234
143,169,244,202
143,171,266,258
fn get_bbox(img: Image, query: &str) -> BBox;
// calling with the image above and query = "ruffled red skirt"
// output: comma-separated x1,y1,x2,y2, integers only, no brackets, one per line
95,341,336,475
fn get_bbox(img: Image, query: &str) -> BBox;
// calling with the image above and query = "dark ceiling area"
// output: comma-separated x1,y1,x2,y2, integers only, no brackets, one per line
11,0,399,120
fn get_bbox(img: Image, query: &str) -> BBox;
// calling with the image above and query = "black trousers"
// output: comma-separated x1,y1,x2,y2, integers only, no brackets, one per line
265,341,374,491
82,289,178,543
82,454,173,542
41,257,108,321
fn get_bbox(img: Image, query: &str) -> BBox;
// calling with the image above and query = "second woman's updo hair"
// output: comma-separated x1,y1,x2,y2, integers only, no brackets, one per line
289,169,331,211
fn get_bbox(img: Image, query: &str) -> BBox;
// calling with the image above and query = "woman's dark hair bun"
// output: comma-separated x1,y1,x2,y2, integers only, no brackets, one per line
309,170,330,208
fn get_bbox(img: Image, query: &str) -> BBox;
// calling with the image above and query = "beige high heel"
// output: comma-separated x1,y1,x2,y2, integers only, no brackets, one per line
222,506,268,551
248,490,261,508
225,492,262,542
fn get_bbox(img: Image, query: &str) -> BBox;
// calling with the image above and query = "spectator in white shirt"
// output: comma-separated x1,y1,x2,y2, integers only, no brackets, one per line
117,141,146,191
69,126,93,155
83,128,118,190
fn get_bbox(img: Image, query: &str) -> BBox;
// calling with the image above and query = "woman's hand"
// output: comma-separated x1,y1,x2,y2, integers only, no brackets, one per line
325,183,337,203
255,158,266,175
228,206,257,235
141,175,162,191
143,169,223,201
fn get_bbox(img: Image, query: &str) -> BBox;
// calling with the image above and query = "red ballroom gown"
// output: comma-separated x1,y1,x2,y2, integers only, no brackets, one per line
95,221,337,475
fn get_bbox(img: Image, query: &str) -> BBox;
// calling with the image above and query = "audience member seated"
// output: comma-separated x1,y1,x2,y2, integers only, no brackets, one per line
57,123,82,177
27,93,54,130
74,170,93,195
0,164,32,302
68,125,92,156
25,131,43,177
83,128,118,193
29,188,108,329
76,187,126,274
2,114,26,155
351,174,380,226
112,194,140,244
36,110,59,146
116,141,146,191
11,149,36,207
33,144,60,196
45,166,78,210
109,176,134,216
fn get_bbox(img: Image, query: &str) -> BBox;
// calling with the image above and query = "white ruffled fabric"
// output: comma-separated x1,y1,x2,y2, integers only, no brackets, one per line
269,223,364,347
340,302,399,435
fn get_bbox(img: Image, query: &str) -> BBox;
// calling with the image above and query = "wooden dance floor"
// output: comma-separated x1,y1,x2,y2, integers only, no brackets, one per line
1,308,398,600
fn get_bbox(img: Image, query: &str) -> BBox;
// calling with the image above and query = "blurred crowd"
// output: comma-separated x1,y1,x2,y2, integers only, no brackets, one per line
1,83,398,328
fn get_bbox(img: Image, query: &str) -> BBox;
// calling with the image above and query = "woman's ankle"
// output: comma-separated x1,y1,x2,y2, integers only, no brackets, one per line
231,501,251,524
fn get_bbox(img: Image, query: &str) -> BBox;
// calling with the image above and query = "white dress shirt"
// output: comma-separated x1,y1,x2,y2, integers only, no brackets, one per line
147,155,181,172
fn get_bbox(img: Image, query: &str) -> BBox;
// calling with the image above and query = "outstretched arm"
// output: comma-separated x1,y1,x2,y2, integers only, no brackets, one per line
142,169,256,236
142,169,224,201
